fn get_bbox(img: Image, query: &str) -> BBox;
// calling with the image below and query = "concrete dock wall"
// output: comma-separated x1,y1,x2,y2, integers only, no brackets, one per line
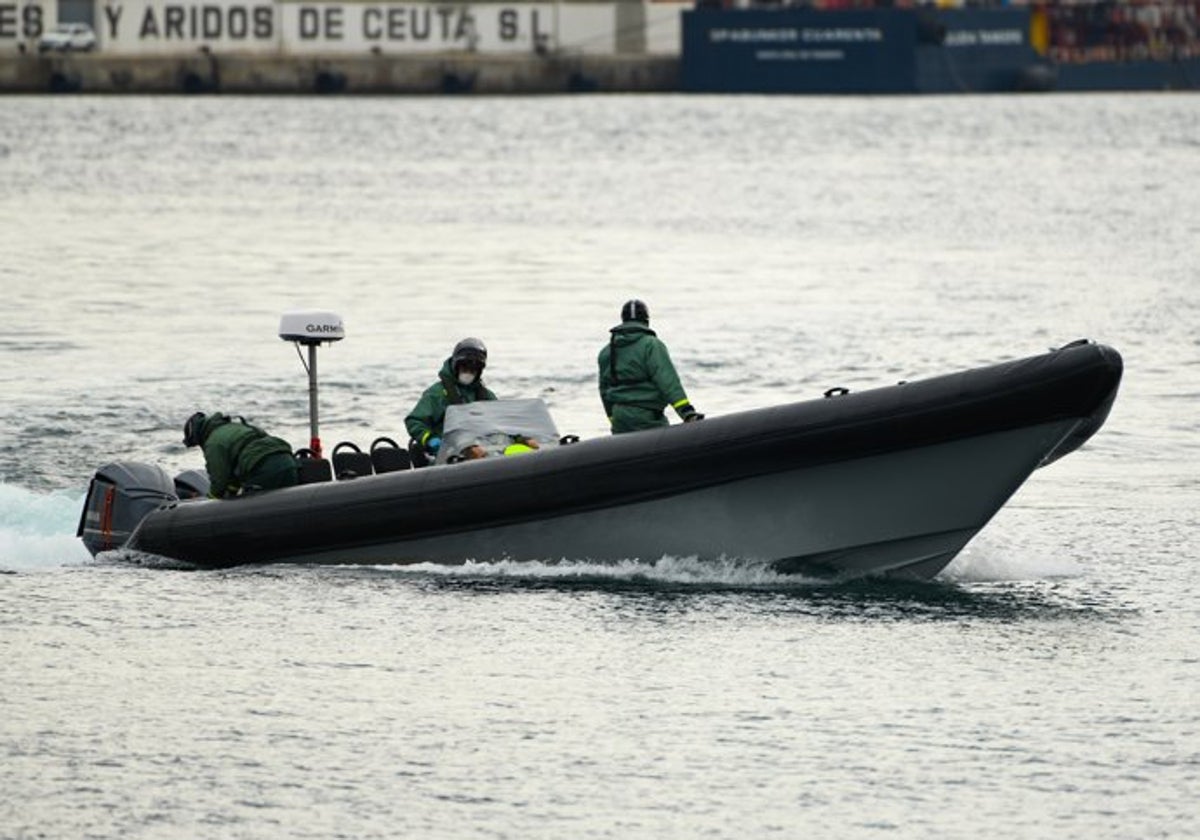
0,51,678,93
0,0,683,93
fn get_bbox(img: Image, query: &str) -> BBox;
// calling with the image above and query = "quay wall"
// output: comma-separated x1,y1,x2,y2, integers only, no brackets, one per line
0,0,685,92
0,51,679,93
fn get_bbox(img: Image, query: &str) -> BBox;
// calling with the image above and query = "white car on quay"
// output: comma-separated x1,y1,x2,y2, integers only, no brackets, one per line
38,23,97,53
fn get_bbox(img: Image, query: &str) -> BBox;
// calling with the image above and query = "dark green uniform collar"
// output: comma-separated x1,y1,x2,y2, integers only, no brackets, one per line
611,321,655,337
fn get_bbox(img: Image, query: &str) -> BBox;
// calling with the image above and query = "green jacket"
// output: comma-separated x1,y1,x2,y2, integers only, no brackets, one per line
597,321,690,419
405,359,498,444
197,413,295,499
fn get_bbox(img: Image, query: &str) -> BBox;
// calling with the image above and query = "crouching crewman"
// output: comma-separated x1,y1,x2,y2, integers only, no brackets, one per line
182,411,299,499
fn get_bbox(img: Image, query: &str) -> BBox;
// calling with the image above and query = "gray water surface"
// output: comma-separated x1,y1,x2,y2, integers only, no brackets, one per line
2,94,1198,839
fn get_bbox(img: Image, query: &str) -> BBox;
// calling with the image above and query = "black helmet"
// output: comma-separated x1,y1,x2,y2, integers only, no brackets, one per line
182,412,206,447
621,299,650,324
451,337,488,373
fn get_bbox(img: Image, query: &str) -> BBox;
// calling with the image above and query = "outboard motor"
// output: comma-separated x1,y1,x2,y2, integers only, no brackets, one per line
173,468,210,500
76,462,179,556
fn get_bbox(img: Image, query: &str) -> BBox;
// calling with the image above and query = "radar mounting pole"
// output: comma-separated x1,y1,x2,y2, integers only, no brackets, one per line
278,311,345,459
306,342,320,453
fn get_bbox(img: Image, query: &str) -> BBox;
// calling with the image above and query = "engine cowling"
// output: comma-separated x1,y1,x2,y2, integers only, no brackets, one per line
76,462,179,556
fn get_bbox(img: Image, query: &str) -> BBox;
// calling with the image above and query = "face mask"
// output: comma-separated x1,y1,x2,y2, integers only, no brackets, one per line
457,371,476,386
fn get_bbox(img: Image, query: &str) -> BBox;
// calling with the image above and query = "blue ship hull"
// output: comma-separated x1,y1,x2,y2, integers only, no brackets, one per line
682,8,1200,94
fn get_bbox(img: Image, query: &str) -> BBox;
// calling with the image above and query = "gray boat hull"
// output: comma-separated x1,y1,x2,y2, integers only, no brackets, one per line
292,419,1078,579
79,340,1122,579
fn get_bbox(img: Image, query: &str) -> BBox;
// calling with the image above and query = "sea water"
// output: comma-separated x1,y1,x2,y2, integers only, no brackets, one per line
1,94,1198,839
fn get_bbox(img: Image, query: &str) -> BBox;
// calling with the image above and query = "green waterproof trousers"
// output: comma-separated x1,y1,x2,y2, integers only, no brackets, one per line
245,452,300,493
611,404,669,435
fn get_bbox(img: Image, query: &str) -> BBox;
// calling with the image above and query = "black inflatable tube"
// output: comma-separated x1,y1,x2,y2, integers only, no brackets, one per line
130,342,1122,568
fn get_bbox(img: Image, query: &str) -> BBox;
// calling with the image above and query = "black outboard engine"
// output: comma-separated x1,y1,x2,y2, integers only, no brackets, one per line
173,468,211,500
76,462,179,556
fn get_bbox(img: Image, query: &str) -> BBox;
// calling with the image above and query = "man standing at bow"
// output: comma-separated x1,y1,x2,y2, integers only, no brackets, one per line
597,300,703,435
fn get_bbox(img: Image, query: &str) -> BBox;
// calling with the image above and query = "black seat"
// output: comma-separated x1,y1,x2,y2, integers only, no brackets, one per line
408,438,430,469
332,441,374,480
295,448,332,484
370,437,411,473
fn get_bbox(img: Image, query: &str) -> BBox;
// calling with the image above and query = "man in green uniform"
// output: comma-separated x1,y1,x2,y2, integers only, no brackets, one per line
182,412,298,499
597,300,703,434
405,337,498,459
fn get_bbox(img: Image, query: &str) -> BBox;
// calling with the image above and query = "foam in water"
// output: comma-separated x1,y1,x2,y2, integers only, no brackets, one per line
939,535,1084,583
0,483,92,572
382,547,1082,588
370,555,828,588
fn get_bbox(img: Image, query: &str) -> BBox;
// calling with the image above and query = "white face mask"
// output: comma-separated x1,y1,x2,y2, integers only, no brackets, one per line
457,371,476,386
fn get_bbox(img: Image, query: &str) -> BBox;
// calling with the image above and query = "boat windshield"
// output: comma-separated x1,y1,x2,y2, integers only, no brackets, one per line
437,398,561,465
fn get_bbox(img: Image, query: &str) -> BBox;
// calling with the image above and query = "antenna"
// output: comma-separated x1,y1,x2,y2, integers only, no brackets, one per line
278,310,345,458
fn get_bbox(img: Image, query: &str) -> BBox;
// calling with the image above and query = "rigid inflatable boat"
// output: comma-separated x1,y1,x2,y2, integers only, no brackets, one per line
78,340,1122,580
